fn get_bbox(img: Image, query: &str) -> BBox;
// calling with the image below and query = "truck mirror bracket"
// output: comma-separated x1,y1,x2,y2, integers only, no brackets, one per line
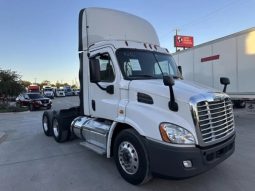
220,77,230,93
96,83,114,94
168,86,178,112
163,75,178,112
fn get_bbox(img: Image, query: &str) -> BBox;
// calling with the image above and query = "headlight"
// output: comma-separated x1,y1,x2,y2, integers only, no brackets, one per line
159,123,195,145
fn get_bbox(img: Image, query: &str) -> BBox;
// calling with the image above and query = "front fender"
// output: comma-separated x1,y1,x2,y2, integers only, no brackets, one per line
124,101,198,144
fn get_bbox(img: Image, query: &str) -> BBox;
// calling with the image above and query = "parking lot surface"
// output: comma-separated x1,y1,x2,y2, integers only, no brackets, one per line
0,96,255,191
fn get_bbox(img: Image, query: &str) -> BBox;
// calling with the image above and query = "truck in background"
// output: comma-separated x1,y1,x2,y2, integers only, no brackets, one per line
42,86,54,99
62,85,73,96
172,28,255,108
54,88,65,97
42,8,235,185
72,88,80,96
27,84,40,93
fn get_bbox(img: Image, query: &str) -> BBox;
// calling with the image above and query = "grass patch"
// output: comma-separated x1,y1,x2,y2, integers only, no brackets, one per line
0,103,29,113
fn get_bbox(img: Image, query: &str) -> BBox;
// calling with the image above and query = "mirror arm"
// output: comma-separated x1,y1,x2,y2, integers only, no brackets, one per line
96,82,106,91
168,86,178,112
223,85,227,93
95,83,114,94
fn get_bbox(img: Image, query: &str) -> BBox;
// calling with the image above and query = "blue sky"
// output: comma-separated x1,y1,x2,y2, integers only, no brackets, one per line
0,0,254,85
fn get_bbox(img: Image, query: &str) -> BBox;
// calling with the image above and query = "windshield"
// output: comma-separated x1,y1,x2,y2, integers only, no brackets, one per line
116,49,181,80
28,93,44,99
44,88,53,91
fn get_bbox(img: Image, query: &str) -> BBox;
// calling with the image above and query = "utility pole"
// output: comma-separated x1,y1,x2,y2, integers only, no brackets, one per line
175,29,180,52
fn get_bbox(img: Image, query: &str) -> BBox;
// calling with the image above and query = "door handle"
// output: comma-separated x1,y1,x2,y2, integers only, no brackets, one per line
91,100,96,111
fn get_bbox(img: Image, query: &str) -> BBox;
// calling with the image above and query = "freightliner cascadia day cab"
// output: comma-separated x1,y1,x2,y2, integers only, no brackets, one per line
42,8,235,185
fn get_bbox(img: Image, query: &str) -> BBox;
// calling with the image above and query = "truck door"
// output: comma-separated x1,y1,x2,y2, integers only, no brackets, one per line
88,48,120,120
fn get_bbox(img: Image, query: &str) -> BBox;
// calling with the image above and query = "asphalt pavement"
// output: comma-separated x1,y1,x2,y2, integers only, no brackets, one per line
0,96,255,191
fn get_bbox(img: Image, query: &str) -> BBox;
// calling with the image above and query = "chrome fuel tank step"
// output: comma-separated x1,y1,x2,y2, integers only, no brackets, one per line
71,116,112,152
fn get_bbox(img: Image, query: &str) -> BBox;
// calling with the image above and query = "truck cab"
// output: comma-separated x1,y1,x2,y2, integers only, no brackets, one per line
55,88,65,97
43,86,54,99
42,8,235,185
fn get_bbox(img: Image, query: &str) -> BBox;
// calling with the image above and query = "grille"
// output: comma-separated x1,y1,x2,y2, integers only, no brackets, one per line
41,100,49,104
197,98,234,143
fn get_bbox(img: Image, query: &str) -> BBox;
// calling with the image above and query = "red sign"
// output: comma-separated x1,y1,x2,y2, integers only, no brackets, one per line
174,35,194,48
201,55,220,62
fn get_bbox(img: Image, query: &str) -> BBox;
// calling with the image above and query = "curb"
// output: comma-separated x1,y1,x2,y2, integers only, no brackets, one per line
0,132,7,144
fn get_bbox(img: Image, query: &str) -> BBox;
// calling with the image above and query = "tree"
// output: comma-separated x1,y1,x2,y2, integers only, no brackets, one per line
40,80,51,89
0,69,25,98
71,85,77,89
21,80,31,89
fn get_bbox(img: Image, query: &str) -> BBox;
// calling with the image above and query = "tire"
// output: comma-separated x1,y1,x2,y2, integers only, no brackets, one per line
42,111,53,136
113,129,151,185
233,100,246,108
47,105,52,110
52,114,69,143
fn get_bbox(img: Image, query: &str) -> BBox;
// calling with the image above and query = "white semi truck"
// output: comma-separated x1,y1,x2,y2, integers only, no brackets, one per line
43,86,54,99
42,8,235,185
172,28,255,108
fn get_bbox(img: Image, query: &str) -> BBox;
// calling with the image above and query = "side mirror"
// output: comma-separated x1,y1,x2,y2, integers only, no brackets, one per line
163,75,178,112
106,85,114,94
90,59,101,83
220,77,230,93
163,75,175,87
220,77,230,85
178,66,182,75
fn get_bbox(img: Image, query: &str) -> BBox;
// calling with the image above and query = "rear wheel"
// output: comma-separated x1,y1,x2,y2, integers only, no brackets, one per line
42,111,53,136
113,129,151,185
52,115,69,143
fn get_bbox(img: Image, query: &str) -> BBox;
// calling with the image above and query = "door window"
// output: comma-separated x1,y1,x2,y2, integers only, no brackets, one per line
92,53,115,82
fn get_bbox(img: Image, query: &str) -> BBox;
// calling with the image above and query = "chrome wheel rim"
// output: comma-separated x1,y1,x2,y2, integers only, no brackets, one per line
53,119,59,137
118,141,139,175
43,116,48,132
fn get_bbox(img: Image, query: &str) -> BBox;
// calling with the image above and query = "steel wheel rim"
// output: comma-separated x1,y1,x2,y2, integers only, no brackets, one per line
53,119,59,137
118,141,139,175
43,116,48,132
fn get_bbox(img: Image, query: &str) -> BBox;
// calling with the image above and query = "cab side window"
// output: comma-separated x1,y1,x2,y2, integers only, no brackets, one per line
92,53,115,82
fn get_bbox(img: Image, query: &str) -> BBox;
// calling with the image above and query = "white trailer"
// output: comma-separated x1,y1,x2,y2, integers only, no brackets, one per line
173,28,255,108
42,8,235,185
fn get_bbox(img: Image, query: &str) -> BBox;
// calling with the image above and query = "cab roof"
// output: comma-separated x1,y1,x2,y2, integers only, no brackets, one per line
79,8,160,51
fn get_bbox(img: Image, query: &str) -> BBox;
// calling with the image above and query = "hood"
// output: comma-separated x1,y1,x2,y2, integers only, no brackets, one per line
129,79,218,103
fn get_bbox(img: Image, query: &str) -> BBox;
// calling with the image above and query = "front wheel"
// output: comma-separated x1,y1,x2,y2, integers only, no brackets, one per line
113,129,151,185
42,111,53,136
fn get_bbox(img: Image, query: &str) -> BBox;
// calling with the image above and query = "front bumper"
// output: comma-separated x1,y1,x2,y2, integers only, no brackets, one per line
143,133,235,178
33,102,52,108
44,95,54,98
